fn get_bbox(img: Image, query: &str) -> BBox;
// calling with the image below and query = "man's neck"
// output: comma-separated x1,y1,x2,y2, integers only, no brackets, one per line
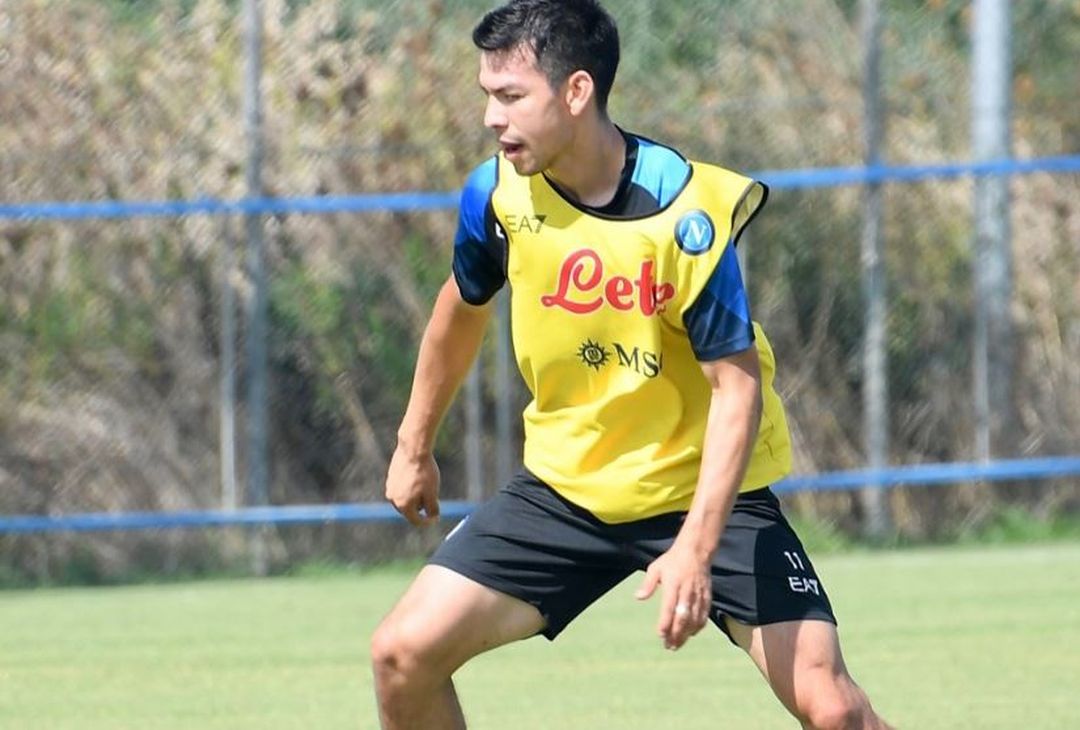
544,120,626,208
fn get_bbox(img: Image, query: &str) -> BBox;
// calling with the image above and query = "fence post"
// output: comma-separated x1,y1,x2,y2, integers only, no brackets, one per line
242,0,269,575
219,216,238,511
464,362,484,502
859,0,892,539
494,288,514,489
971,0,1014,463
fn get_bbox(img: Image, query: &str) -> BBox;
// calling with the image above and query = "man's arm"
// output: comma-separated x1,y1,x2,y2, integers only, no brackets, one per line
385,276,493,526
634,345,763,649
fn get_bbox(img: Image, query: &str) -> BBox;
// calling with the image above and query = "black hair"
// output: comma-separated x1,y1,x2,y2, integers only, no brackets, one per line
472,0,620,114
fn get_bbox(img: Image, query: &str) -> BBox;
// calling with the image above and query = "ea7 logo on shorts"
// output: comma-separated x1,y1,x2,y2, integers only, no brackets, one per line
788,576,821,595
675,210,715,255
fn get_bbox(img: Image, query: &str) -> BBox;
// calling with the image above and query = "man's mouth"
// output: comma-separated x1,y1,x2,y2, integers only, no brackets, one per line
501,141,525,156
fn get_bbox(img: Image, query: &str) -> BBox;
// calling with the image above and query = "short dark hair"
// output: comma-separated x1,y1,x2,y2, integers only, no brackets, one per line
472,0,620,114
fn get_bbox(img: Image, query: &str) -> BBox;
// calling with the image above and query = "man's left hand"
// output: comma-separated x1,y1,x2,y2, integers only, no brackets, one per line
634,544,712,650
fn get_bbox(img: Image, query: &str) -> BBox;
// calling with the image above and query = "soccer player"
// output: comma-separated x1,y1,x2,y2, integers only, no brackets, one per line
371,1,892,728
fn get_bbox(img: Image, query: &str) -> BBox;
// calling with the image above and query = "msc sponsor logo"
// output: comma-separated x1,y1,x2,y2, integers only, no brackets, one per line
577,339,611,371
674,209,715,255
614,343,663,379
576,339,663,379
542,248,676,316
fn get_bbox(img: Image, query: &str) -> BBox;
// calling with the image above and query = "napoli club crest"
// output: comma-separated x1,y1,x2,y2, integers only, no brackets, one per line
674,210,716,255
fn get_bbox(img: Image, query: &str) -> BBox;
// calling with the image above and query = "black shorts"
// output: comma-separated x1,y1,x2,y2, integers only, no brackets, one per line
429,470,836,641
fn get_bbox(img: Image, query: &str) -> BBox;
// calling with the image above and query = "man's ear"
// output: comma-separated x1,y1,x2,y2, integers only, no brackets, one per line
564,70,596,117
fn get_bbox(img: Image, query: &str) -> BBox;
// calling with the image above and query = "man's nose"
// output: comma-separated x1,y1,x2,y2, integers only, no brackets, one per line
483,97,507,130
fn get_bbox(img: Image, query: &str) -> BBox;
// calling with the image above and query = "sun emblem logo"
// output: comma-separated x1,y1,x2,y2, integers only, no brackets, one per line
577,339,611,371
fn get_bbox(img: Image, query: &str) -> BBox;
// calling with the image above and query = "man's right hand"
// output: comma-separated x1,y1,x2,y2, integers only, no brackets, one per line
383,277,490,527
385,445,442,526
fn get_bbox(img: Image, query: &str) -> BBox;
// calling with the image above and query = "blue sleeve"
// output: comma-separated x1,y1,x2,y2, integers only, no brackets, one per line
451,157,505,305
683,245,755,361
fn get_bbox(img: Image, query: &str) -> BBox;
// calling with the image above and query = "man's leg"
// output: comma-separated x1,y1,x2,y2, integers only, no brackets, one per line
725,618,893,730
371,564,545,730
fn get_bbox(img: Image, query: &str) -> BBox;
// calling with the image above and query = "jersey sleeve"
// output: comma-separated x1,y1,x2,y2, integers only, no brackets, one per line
669,176,768,361
683,245,755,360
451,157,505,305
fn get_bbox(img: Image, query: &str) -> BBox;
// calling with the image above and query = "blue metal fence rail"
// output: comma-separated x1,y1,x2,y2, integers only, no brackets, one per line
2,456,1078,535
2,155,1079,222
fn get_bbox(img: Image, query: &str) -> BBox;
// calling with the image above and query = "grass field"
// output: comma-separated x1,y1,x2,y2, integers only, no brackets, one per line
2,541,1079,729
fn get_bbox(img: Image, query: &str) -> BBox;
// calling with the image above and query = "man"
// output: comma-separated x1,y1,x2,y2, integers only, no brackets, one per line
371,1,892,728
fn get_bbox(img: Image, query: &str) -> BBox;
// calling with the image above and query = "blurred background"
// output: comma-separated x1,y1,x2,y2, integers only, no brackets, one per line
1,0,1078,584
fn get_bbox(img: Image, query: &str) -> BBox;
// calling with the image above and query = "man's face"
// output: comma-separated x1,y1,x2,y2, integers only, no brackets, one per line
478,46,571,176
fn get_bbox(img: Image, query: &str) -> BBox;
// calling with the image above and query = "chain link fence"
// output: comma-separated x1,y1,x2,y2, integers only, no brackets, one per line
1,0,1078,582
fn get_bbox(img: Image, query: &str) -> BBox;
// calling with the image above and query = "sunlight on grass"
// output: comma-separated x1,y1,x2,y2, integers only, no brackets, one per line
2,543,1078,729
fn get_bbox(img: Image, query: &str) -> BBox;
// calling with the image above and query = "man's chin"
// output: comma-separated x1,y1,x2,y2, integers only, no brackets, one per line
505,154,542,176
508,161,529,174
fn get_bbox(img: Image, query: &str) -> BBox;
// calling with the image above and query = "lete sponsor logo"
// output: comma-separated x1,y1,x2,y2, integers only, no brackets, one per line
541,249,676,315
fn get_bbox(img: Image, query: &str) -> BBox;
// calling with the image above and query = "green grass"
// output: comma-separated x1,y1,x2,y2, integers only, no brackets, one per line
2,542,1079,729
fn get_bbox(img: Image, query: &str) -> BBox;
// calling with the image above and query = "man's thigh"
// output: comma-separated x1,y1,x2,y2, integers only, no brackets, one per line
377,564,546,673
429,470,634,640
725,617,848,681
724,618,871,721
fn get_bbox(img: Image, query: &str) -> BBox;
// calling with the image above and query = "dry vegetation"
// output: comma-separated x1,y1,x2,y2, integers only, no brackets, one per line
1,0,1077,580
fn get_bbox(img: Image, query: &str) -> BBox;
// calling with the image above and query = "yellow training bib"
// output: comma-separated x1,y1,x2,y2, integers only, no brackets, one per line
492,155,792,523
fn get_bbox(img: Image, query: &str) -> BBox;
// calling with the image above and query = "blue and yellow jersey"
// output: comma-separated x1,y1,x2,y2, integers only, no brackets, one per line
452,132,791,523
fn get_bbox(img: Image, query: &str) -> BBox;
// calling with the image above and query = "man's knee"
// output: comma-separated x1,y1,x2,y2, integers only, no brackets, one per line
370,618,407,685
797,682,870,730
370,613,445,690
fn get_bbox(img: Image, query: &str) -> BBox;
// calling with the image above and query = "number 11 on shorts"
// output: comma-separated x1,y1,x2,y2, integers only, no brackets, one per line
784,550,805,571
